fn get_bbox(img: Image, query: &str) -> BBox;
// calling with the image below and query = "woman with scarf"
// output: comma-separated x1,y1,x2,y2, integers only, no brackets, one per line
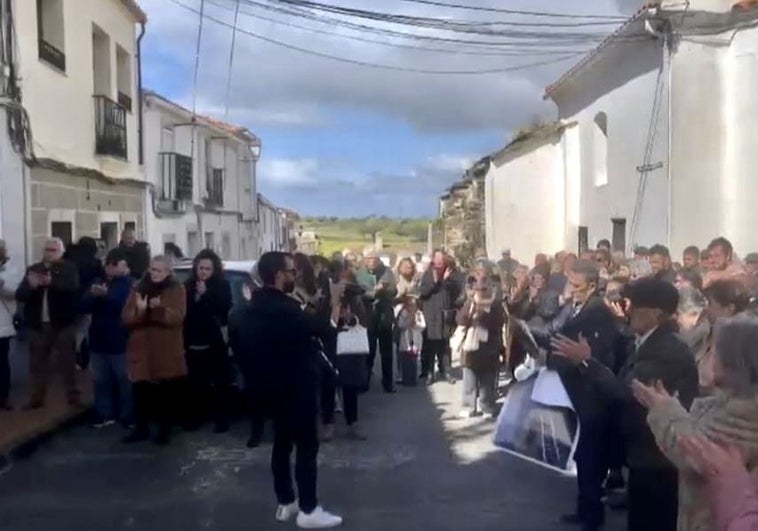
183,249,233,433
122,256,186,445
456,277,505,419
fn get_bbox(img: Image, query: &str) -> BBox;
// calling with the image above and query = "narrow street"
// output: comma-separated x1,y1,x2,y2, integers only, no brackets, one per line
0,376,624,531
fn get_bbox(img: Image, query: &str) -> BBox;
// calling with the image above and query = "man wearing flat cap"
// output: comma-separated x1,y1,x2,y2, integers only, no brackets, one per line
553,277,698,531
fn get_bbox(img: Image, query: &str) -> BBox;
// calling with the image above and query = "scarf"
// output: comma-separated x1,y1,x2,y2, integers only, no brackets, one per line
135,275,175,299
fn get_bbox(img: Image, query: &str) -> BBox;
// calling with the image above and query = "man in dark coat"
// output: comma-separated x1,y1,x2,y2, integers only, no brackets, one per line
118,228,150,280
419,250,463,385
553,277,699,531
228,252,342,528
535,260,620,531
16,238,80,408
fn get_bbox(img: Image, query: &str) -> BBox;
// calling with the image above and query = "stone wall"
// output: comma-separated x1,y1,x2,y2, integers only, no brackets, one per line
30,166,145,258
439,176,486,267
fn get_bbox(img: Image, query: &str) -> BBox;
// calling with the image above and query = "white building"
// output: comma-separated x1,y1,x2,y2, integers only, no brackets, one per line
485,122,575,261
14,0,147,260
142,91,261,260
256,194,281,256
486,0,758,260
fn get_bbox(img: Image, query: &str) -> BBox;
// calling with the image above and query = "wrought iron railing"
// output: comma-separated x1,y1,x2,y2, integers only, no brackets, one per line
38,39,65,71
159,152,193,201
94,95,127,159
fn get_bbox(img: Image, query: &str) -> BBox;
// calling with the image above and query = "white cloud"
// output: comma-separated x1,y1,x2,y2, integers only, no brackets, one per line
259,158,321,186
139,0,628,216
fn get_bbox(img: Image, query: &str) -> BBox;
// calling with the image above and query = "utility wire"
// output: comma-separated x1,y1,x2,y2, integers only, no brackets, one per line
205,0,594,56
169,0,584,74
230,0,647,49
398,0,629,20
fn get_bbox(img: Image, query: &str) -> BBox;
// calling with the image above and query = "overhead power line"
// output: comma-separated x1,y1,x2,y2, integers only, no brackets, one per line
168,0,584,74
264,0,627,35
397,0,629,20
205,0,594,56
236,0,645,49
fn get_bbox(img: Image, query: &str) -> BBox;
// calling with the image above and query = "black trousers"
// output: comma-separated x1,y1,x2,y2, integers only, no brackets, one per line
321,383,359,426
574,419,609,529
367,327,393,391
271,404,319,514
185,346,231,428
132,380,180,432
0,337,10,402
421,338,449,378
628,466,678,531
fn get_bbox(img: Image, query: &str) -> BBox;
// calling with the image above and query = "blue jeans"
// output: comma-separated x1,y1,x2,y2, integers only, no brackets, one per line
90,352,132,424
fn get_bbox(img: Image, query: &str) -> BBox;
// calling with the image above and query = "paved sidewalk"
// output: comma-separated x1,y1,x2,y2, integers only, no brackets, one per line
1,338,92,458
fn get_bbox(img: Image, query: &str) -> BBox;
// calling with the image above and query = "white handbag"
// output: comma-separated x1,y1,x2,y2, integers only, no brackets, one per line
337,324,370,356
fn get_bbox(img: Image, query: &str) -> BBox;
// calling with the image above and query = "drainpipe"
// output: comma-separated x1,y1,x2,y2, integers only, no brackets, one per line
136,22,146,166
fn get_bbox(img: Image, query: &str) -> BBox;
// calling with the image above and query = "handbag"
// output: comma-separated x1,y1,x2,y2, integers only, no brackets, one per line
335,324,370,389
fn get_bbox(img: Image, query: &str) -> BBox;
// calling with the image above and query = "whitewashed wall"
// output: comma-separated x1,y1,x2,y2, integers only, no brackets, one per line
485,137,567,263
552,37,669,253
15,0,141,179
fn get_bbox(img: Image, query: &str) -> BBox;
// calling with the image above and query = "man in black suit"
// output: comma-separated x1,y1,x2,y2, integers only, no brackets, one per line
535,259,619,531
229,252,342,529
553,277,698,531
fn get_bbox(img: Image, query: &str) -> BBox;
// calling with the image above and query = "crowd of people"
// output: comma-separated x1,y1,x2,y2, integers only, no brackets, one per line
496,236,758,531
3,227,758,530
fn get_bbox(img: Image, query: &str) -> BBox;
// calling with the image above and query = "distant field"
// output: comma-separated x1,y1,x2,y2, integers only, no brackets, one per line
301,217,430,257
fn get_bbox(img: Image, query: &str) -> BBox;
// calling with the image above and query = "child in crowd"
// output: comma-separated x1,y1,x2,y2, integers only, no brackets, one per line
394,295,426,385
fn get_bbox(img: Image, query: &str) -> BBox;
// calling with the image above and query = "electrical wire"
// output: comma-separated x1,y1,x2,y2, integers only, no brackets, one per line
263,0,627,37
205,0,594,56
397,0,629,20
222,0,650,50
169,0,585,74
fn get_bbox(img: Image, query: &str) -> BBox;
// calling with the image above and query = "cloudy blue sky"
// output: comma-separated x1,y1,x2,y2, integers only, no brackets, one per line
139,0,640,217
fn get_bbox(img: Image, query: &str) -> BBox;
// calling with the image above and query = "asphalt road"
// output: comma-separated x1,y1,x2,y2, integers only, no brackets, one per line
0,377,625,531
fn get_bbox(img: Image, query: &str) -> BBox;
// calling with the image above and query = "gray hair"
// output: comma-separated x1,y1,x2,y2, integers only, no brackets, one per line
713,313,758,397
678,286,706,316
44,237,65,255
571,259,600,285
150,254,173,271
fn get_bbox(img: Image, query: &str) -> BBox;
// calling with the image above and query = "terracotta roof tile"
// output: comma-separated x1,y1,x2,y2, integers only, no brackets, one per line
733,0,758,10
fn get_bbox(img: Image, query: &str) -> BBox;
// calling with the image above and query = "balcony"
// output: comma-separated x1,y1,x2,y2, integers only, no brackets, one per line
205,168,224,208
159,152,193,201
117,91,133,113
94,95,127,159
38,38,65,72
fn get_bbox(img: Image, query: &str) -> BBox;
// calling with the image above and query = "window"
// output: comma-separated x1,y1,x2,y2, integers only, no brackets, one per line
207,168,223,207
124,221,136,232
222,232,231,258
205,232,216,251
578,226,589,254
37,0,65,72
116,45,132,112
593,112,608,187
92,24,111,97
611,218,626,253
188,231,200,256
50,221,72,246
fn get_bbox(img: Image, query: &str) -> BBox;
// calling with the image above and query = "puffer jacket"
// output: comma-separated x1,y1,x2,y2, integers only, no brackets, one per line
0,258,23,338
648,391,758,531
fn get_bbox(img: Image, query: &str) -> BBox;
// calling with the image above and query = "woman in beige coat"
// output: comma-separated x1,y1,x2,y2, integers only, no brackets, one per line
122,255,186,445
633,313,758,531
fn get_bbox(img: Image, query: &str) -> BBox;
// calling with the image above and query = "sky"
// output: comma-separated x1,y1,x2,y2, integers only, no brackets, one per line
139,0,641,217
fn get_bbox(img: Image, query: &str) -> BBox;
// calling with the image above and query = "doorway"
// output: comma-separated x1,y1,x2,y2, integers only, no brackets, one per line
50,221,73,246
100,222,118,251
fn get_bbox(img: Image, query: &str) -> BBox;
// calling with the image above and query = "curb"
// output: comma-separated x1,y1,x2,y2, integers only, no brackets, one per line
0,406,91,468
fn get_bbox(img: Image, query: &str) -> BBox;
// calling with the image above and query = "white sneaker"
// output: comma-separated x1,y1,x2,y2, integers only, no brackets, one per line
481,412,495,420
296,506,343,529
275,501,299,522
458,409,474,419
